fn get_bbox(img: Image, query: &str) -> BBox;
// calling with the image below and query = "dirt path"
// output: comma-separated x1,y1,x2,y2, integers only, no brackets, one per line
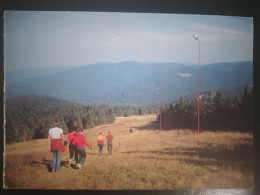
80,114,158,169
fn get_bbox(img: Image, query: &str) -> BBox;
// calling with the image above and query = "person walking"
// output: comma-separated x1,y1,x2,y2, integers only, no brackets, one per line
72,127,89,169
65,127,78,167
48,120,65,172
106,131,113,154
96,132,104,156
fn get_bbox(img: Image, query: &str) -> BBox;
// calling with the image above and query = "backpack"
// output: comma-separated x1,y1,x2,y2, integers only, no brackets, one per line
107,134,113,142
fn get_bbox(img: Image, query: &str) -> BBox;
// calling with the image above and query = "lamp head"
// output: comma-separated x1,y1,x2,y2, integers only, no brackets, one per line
193,34,199,40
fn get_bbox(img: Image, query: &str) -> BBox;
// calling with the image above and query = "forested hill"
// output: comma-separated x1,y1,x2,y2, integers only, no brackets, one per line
5,95,158,144
6,61,253,105
5,95,116,144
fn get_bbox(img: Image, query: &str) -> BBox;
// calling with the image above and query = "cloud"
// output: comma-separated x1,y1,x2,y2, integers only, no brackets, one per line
178,73,192,77
193,23,244,36
223,67,234,71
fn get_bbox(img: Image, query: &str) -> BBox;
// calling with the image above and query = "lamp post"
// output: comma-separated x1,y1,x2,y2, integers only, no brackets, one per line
158,87,162,131
193,34,200,134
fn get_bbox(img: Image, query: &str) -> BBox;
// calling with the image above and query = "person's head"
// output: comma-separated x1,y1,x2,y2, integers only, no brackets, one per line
76,127,83,133
69,126,77,133
99,132,102,135
108,131,111,134
53,120,59,127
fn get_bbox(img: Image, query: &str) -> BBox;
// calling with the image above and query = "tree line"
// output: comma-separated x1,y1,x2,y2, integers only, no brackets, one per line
113,105,158,117
6,85,252,144
159,85,253,132
5,95,158,144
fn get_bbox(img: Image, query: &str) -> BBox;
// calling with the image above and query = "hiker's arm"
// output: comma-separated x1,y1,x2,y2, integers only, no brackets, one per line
48,133,51,151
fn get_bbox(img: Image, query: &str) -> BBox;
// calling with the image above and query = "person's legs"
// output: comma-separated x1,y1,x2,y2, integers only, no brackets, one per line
77,147,86,167
107,143,112,154
110,143,113,154
69,143,74,161
100,144,103,154
55,151,61,171
52,151,57,171
65,144,74,166
98,144,103,155
74,146,79,163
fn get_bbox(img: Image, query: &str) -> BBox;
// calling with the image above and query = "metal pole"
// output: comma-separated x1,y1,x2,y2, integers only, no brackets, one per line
158,87,162,131
160,88,162,131
198,39,200,134
193,34,200,134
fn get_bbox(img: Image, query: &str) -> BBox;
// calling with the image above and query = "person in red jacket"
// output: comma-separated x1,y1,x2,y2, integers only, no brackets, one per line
96,132,104,156
72,127,89,169
106,131,113,154
65,127,78,167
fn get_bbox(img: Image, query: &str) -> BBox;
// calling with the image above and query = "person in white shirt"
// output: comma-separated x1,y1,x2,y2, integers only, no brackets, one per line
48,120,64,172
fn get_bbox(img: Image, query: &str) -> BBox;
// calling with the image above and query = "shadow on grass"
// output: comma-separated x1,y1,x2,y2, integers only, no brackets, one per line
31,159,68,172
132,120,159,131
122,142,253,173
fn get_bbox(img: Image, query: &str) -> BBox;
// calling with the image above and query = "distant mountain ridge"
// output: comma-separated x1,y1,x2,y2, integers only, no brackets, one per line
5,61,253,105
5,66,73,84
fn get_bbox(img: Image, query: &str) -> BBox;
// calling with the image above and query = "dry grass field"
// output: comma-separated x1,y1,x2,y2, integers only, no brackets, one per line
4,114,253,190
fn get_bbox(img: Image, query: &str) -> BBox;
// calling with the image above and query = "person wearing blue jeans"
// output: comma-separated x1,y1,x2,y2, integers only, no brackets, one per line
52,151,61,172
72,128,89,169
77,147,86,167
48,120,65,172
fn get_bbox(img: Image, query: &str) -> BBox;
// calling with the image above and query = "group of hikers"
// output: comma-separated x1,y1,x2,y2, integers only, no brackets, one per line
48,120,114,172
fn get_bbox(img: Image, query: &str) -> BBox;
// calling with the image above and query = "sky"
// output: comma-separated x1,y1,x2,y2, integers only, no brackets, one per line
4,11,254,71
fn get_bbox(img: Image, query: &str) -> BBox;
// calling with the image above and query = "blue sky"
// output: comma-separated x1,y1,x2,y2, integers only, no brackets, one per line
4,11,253,71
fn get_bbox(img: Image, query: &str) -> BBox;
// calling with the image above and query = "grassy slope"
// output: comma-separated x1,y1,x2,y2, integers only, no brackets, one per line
4,114,253,189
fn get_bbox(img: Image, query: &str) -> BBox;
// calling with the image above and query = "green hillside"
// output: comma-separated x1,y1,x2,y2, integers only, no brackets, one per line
5,95,115,143
5,95,158,144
